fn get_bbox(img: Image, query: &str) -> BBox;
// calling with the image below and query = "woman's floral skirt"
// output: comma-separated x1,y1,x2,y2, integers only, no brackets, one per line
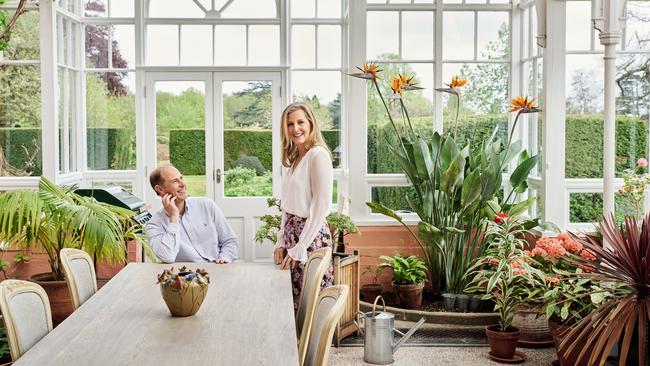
283,213,334,310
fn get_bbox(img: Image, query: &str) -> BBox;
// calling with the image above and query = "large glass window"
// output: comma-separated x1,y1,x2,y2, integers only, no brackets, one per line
0,8,41,177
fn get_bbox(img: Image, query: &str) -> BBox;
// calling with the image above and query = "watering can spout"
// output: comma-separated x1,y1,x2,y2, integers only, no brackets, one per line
392,317,426,352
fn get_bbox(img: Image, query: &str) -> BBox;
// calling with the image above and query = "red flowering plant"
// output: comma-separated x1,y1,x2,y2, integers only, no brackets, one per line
530,234,612,324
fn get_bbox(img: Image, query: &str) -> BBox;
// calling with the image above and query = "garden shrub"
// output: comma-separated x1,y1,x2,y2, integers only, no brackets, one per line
235,154,266,176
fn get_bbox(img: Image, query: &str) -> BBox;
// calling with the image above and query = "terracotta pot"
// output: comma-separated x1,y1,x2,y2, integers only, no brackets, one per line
30,272,74,327
485,324,521,360
160,282,208,317
361,284,382,303
548,320,589,366
393,282,424,309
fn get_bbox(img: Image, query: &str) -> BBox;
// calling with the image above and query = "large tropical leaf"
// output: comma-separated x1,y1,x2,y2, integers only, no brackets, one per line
509,154,540,190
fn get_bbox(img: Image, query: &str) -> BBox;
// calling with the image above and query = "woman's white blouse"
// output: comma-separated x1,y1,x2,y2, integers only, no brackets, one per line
275,145,333,263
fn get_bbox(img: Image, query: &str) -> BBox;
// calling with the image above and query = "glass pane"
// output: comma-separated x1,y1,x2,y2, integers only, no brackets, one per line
221,0,277,18
85,0,107,17
317,0,341,18
569,193,602,223
0,65,42,176
442,63,508,145
292,0,315,18
88,180,134,192
477,12,509,60
565,1,591,51
522,8,530,59
110,0,134,17
291,71,341,168
625,1,650,51
113,25,135,69
86,24,108,68
154,81,206,195
58,68,64,174
180,25,212,66
249,26,280,65
402,11,434,60
443,12,474,60
371,186,417,213
147,0,205,18
146,25,179,66
367,63,434,174
222,81,273,197
215,25,246,66
292,25,316,68
86,72,136,170
2,9,39,60
317,26,341,68
367,11,398,60
565,54,604,178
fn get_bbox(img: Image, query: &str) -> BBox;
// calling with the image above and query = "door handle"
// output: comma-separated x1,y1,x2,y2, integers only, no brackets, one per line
215,168,222,184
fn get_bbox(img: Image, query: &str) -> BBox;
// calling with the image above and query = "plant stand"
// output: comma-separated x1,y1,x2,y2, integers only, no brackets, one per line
332,250,361,346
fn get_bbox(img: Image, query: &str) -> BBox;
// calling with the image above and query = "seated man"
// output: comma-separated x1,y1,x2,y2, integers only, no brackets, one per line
146,164,239,264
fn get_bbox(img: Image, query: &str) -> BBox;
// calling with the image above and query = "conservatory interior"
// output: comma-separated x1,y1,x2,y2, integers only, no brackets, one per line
0,0,648,365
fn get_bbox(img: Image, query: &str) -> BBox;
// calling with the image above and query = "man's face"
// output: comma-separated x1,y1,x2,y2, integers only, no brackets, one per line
155,167,187,201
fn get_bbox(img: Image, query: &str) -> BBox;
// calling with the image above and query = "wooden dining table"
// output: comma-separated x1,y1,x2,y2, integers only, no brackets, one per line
14,262,299,366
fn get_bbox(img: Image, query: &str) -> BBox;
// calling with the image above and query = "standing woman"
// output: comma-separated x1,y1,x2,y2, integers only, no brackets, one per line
274,102,334,309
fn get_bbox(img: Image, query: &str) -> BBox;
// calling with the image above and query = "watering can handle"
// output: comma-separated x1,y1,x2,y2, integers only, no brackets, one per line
371,296,386,319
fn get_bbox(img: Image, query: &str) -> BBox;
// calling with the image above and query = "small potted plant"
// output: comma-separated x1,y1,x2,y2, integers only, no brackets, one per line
361,264,384,302
327,212,360,253
379,253,427,309
466,214,544,363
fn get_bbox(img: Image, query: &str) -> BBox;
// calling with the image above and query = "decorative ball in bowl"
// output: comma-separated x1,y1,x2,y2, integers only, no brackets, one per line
157,266,210,317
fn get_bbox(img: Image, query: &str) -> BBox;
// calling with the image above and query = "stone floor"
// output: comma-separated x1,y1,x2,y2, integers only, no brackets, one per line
329,346,557,365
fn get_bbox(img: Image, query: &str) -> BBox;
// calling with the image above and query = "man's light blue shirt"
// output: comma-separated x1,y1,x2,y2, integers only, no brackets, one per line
146,197,239,263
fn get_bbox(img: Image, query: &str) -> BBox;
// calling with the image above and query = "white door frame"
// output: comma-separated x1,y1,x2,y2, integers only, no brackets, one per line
144,71,282,261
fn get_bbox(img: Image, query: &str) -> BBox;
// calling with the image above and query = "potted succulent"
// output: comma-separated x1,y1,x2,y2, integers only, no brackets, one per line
466,214,544,363
379,253,427,309
361,264,384,302
0,177,151,325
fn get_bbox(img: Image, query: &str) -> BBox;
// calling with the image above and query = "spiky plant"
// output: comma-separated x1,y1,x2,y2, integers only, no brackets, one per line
565,214,650,366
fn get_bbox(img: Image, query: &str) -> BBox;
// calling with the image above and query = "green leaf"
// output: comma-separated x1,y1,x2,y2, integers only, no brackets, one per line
366,202,404,223
509,154,540,189
461,170,482,210
418,221,443,244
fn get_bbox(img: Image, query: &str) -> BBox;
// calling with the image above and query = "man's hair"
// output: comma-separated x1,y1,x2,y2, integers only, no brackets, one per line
149,164,175,193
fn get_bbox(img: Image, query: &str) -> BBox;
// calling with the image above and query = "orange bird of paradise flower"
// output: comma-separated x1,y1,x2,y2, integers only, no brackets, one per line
508,96,539,113
435,75,468,95
390,75,404,95
399,74,424,91
348,62,382,81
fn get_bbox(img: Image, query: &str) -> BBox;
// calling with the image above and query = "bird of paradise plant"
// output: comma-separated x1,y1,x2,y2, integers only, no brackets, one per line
350,63,544,294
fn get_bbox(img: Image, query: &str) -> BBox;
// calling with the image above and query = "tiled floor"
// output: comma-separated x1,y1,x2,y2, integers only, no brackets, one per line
328,346,557,365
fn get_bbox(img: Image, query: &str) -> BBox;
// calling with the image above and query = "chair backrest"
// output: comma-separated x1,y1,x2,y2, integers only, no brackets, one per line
60,248,98,310
0,279,53,360
296,247,332,364
302,285,349,366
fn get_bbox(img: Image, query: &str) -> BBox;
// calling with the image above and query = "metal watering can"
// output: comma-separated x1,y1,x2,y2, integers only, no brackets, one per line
358,296,426,364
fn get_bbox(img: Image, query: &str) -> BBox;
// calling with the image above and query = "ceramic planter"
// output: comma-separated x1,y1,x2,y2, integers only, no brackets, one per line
31,272,74,327
548,320,589,366
485,324,521,361
361,283,382,303
160,281,209,317
393,282,424,309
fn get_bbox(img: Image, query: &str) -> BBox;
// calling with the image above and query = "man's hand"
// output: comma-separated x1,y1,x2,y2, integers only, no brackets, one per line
215,259,228,264
280,255,297,270
162,194,179,223
273,248,286,265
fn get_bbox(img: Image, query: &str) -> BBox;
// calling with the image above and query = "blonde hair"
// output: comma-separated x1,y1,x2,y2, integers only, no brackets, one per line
280,102,331,167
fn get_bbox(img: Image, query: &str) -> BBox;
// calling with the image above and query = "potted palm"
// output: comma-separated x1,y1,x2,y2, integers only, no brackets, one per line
0,177,150,325
379,253,427,309
466,214,544,363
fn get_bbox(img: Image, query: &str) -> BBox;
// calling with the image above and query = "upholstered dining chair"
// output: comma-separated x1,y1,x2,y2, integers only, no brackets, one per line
60,248,98,310
301,284,349,366
0,279,53,361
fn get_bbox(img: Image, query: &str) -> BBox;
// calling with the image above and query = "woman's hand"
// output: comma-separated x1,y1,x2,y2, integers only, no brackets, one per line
280,254,297,270
273,248,286,265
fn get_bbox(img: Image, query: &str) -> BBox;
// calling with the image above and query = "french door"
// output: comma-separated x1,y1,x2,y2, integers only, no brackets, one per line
145,71,282,261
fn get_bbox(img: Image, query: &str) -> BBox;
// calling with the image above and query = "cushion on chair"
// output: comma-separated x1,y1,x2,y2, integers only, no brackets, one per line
69,257,96,306
9,291,50,354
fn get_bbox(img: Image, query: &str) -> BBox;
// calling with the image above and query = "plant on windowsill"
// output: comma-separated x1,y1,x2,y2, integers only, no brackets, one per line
465,214,544,363
0,177,154,325
379,253,427,309
361,264,385,303
327,212,360,253
350,64,545,301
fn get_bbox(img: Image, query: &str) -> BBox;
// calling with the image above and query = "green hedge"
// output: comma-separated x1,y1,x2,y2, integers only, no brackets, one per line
0,127,134,175
0,128,42,175
170,129,341,175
